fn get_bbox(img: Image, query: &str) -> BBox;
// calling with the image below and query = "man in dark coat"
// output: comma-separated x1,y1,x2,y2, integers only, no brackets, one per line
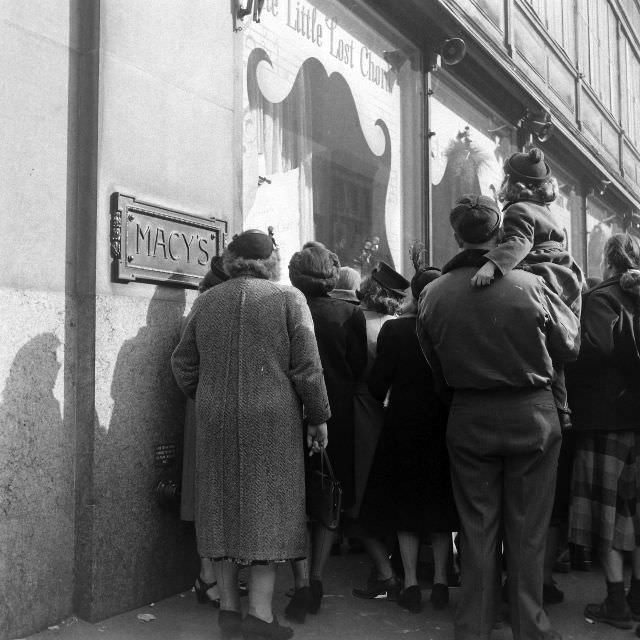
417,195,580,640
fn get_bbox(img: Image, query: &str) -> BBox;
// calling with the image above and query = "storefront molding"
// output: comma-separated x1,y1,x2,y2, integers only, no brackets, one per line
433,0,640,211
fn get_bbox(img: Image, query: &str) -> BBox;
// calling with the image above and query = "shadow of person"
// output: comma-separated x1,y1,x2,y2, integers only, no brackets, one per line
90,285,197,618
0,333,73,639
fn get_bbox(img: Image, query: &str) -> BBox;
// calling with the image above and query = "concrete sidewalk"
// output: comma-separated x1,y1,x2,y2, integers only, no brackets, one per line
23,552,635,640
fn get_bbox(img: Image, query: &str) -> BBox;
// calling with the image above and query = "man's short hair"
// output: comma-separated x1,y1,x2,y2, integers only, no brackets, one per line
450,195,502,244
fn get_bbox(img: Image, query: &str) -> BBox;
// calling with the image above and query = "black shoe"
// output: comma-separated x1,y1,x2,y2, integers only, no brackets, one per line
219,610,242,639
195,576,220,607
430,583,449,609
241,614,293,640
353,575,400,600
571,545,592,571
543,581,564,605
584,601,633,629
309,579,323,614
397,585,422,613
541,631,563,640
284,586,311,624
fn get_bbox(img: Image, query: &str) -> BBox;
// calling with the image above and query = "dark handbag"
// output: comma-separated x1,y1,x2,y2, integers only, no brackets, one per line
306,448,342,530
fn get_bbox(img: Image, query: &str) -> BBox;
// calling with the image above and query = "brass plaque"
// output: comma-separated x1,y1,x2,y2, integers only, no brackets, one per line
110,193,227,288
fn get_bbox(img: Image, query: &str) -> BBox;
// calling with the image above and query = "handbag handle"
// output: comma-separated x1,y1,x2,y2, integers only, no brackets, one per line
318,447,336,487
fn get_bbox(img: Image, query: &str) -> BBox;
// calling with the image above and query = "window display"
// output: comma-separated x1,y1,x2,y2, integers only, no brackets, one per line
430,75,517,267
242,0,423,279
586,195,622,279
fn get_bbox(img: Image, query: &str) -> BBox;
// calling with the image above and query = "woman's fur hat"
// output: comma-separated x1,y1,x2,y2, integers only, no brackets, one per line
289,244,341,296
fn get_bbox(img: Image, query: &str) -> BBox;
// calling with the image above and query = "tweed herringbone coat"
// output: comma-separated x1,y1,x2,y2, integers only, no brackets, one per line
171,275,330,562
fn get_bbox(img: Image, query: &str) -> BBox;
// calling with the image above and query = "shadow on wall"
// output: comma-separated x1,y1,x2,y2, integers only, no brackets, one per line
0,334,74,639
89,286,197,619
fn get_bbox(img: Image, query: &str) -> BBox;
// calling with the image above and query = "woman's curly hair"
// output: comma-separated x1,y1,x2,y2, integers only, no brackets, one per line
222,247,281,281
289,245,340,297
603,233,640,303
359,276,404,315
499,174,559,204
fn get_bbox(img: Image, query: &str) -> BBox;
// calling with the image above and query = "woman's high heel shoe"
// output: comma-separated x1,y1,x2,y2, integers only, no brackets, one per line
195,575,220,607
284,586,311,623
241,614,293,640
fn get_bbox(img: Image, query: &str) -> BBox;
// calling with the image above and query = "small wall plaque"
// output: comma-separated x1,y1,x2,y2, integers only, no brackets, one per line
111,193,227,288
154,443,177,468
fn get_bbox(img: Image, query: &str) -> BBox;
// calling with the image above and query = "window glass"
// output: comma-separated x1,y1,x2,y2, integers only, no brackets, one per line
586,195,622,279
430,74,517,267
242,0,423,280
544,162,584,270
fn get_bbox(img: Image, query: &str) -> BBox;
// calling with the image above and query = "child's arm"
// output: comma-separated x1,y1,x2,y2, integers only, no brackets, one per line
470,261,497,286
471,202,535,287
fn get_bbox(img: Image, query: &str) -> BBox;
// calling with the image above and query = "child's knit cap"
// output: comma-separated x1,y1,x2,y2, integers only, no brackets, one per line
504,147,550,184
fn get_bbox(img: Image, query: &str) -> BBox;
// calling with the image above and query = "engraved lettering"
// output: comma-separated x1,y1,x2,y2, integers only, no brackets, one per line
168,232,180,261
197,237,210,266
182,233,194,262
153,228,167,259
136,224,151,255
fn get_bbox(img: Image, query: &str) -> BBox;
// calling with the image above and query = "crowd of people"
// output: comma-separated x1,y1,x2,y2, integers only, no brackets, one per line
170,148,640,640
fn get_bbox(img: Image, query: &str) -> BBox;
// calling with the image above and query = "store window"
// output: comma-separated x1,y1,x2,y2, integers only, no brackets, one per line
430,74,517,267
544,162,584,270
241,0,423,279
585,195,622,280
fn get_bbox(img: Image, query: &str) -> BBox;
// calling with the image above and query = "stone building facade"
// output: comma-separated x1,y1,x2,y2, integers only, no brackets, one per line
1,1,639,638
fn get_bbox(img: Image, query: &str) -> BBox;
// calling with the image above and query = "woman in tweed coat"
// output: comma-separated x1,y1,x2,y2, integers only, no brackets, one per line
172,230,330,640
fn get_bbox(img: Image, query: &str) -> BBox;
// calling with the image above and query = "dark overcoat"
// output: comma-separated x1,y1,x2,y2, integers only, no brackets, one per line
360,315,458,534
567,277,640,431
306,295,367,509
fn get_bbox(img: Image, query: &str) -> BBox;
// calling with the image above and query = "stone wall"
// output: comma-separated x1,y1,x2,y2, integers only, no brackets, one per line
0,0,240,635
0,3,79,637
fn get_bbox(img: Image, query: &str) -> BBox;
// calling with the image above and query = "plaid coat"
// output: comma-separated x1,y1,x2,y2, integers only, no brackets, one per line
171,276,330,561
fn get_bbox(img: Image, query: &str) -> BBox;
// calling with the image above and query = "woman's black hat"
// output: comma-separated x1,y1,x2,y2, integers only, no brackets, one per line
371,262,410,296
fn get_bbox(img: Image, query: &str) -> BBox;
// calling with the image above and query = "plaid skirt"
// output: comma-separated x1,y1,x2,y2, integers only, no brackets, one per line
570,431,640,551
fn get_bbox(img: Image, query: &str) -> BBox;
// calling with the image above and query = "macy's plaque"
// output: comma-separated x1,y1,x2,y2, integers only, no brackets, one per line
110,193,227,288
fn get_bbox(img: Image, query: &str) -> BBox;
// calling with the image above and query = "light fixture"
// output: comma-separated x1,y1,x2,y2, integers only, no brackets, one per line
441,38,466,65
516,108,554,144
429,38,467,71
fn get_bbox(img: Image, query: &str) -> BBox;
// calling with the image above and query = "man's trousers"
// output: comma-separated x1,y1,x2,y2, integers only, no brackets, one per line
447,387,561,640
